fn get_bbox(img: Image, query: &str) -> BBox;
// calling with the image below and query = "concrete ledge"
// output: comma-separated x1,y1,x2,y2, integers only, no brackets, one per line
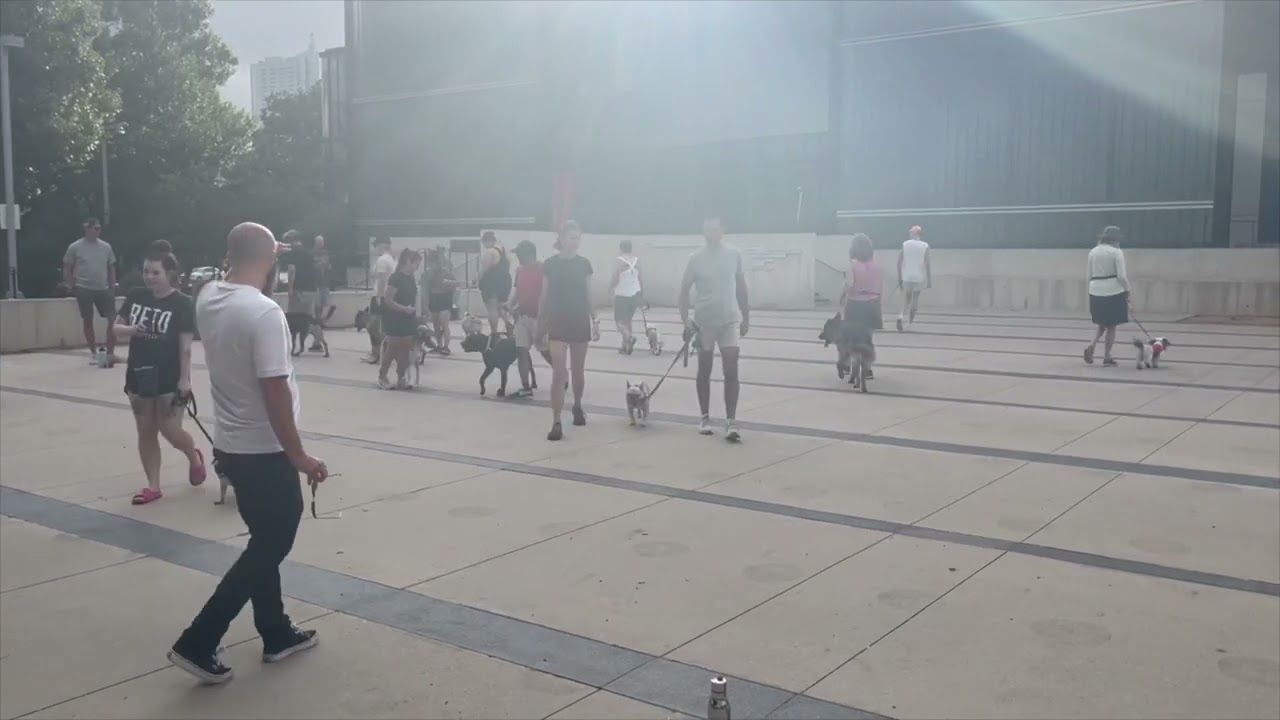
0,290,373,354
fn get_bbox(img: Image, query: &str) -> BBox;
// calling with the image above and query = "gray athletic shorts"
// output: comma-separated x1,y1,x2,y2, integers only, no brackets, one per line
901,281,925,294
697,322,739,352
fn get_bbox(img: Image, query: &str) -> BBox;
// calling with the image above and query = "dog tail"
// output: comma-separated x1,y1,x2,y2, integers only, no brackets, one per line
1132,337,1145,349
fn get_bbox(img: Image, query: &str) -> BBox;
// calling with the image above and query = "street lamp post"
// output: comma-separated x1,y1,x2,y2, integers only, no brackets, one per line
1,34,24,299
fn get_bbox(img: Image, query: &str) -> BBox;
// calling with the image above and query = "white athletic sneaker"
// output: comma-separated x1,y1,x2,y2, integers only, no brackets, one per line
725,420,741,443
377,376,394,390
698,416,714,435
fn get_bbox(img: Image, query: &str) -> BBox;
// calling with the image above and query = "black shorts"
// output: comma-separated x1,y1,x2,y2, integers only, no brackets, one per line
614,294,640,323
76,287,115,320
427,292,453,313
480,273,511,305
548,313,592,344
1090,292,1129,327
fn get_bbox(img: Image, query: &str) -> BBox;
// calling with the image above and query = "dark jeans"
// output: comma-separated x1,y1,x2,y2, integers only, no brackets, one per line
176,451,303,656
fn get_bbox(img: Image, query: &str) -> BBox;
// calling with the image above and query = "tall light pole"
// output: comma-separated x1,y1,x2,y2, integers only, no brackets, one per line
1,35,24,299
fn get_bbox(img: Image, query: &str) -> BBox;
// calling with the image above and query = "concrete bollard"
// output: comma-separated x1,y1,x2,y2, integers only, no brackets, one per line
708,675,730,720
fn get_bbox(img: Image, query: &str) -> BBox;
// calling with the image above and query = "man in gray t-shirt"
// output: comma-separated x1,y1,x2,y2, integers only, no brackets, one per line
679,214,751,441
62,217,119,362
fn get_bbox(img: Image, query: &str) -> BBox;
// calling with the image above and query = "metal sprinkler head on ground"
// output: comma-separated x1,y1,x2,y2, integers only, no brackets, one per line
708,675,730,720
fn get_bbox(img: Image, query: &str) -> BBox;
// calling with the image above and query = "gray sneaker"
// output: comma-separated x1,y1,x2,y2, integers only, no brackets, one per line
377,376,394,390
698,416,714,435
725,420,741,443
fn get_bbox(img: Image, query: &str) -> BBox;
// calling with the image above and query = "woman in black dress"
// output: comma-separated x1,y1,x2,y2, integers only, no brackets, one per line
537,220,596,441
113,240,205,505
378,248,422,390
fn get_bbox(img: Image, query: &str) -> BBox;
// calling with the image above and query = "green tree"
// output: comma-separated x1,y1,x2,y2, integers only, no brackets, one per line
0,0,119,207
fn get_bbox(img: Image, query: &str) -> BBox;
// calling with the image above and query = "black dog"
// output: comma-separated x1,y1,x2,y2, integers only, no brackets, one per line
460,332,525,397
286,312,328,357
818,313,873,382
354,307,369,333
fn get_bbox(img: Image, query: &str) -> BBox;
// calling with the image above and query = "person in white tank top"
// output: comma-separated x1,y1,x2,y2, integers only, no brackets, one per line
610,239,643,353
896,225,931,331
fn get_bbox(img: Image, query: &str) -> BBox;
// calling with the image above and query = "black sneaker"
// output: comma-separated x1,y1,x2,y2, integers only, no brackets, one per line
262,625,318,663
572,406,587,426
167,644,234,684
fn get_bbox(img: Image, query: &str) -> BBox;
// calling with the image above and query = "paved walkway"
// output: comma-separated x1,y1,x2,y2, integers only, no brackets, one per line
1,309,1278,719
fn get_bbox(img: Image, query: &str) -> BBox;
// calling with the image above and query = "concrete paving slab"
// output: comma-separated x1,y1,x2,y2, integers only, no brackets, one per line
549,690,692,720
875,402,1120,453
745,391,945,435
1211,393,1280,425
0,557,325,720
1053,416,1195,462
1029,473,1280,583
986,380,1167,414
27,612,590,720
922,464,1118,541
670,536,998,691
704,442,1022,524
0,516,140,592
1143,423,1280,477
421,499,884,655
533,424,832,490
807,553,1280,719
257,471,656,588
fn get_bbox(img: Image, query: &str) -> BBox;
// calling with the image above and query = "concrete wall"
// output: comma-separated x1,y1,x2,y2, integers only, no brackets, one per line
395,231,817,311
0,290,374,354
815,241,1280,317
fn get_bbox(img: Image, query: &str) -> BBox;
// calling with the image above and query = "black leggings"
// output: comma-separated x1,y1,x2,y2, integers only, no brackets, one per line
175,451,303,655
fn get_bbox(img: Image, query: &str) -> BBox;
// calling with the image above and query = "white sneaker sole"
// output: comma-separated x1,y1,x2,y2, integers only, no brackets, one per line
262,634,318,663
167,649,234,685
698,427,714,436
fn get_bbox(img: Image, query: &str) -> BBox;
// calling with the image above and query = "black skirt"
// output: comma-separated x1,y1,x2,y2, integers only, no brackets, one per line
844,299,883,332
1089,292,1129,327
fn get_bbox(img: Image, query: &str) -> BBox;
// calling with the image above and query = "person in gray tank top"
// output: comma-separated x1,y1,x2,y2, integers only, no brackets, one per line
679,214,751,442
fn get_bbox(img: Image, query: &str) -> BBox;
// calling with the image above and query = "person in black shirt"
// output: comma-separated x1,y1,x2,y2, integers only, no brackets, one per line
113,240,205,505
537,220,596,441
284,231,325,350
378,248,422,390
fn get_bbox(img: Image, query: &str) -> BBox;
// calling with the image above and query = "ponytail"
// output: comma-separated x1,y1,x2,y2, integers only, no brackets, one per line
146,239,180,287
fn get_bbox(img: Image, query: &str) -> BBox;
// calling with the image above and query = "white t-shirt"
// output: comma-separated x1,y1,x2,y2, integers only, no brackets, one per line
196,282,299,454
371,251,396,297
615,255,641,297
899,238,930,283
1087,243,1128,297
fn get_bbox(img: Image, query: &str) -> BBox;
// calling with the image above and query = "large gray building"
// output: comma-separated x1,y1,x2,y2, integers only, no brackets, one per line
342,0,1278,248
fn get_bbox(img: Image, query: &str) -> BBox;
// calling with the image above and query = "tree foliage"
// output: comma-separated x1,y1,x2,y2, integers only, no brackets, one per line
1,0,345,297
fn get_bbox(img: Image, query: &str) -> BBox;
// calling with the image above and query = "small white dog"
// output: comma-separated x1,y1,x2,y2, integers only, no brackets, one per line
625,381,651,426
460,313,484,337
1132,336,1171,370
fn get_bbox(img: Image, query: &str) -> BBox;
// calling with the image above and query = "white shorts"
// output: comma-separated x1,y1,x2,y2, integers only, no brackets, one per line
513,315,546,351
697,322,739,352
901,281,926,294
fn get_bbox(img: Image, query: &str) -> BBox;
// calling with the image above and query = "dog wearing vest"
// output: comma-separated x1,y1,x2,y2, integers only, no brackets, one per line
1132,336,1170,370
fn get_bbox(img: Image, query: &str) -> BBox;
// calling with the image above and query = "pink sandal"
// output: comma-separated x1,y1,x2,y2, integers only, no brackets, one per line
189,448,207,486
132,487,163,505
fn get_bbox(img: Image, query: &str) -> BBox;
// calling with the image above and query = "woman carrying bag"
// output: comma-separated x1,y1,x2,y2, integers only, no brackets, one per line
114,240,205,505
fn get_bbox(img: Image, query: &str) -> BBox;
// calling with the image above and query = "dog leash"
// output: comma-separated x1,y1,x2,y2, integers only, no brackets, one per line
183,393,338,519
647,326,697,399
1131,312,1154,341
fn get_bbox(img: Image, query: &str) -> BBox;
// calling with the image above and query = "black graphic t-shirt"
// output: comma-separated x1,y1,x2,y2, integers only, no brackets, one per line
117,288,195,395
383,271,419,337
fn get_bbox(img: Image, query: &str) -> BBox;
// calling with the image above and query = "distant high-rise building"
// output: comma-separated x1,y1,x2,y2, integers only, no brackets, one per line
250,35,320,120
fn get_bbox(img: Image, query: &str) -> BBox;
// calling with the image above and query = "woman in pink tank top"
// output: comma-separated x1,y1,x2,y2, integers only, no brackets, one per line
839,233,883,380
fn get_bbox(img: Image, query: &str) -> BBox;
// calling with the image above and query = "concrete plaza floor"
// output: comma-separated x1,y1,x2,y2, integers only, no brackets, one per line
1,307,1278,719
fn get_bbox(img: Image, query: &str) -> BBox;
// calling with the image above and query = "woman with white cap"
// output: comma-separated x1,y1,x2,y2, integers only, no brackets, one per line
1083,225,1130,366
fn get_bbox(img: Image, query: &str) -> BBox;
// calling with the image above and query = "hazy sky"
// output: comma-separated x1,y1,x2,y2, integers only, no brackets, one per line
210,0,345,111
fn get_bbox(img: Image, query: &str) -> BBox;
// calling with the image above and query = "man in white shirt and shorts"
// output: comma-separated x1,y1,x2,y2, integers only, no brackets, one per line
365,237,396,363
896,225,931,332
167,222,328,685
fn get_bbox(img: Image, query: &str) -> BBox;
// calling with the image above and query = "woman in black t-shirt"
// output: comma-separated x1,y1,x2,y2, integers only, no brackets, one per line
537,220,596,441
378,248,422,390
113,241,204,505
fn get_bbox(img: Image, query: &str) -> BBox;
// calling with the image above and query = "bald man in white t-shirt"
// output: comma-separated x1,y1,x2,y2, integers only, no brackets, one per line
896,225,931,332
